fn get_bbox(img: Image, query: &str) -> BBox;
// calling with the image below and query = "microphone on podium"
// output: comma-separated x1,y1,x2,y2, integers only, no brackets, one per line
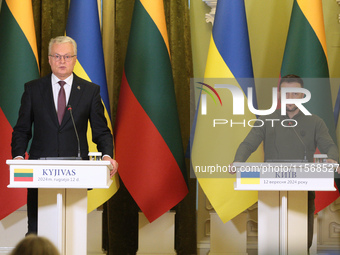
288,121,307,162
39,106,82,160
68,105,81,159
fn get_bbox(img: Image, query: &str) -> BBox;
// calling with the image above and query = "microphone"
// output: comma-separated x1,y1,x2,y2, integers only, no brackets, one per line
289,121,307,161
68,105,81,159
39,106,82,160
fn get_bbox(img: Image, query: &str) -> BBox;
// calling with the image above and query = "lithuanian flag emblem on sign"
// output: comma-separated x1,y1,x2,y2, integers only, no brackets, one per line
14,169,33,182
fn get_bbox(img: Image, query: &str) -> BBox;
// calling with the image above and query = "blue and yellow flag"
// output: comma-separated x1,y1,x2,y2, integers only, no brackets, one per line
191,0,263,223
66,0,119,213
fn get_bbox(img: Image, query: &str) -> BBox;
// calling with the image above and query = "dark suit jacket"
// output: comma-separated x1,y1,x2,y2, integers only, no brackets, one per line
11,73,113,159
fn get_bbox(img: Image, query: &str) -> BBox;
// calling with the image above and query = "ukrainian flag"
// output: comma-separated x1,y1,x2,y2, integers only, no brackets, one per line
66,0,119,213
240,171,261,185
191,0,263,223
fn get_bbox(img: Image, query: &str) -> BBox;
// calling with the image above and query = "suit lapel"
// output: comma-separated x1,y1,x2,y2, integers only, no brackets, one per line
40,74,59,126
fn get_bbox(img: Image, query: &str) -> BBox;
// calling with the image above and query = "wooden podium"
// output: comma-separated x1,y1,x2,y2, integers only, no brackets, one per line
6,159,113,255
233,162,336,255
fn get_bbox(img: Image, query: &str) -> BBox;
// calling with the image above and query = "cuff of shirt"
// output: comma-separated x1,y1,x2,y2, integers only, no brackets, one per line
13,156,24,159
102,154,111,160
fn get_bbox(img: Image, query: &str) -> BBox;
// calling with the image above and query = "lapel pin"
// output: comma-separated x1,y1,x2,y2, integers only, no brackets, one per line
77,86,80,90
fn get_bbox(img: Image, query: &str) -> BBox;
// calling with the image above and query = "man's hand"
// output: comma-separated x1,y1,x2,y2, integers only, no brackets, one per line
102,155,118,178
228,162,239,174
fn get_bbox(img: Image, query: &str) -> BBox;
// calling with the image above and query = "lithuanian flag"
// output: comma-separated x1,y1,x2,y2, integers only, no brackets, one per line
0,0,39,220
114,0,188,222
66,0,119,213
281,0,339,212
191,0,263,223
14,169,34,182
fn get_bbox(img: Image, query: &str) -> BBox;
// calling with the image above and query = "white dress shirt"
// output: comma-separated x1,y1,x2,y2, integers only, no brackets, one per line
51,73,73,111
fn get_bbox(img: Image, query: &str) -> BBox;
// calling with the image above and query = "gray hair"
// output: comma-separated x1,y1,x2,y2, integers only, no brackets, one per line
48,36,77,55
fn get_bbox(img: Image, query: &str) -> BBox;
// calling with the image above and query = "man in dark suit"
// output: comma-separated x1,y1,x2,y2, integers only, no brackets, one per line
11,36,118,234
232,74,338,251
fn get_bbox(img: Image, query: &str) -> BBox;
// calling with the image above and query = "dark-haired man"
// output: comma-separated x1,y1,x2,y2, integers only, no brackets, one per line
233,74,338,250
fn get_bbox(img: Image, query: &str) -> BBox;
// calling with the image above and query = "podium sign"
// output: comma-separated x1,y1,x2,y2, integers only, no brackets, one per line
7,159,112,189
233,162,336,255
234,162,336,191
6,159,113,255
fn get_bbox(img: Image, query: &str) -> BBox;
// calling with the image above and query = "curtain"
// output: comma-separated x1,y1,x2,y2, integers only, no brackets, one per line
32,0,68,76
164,0,196,254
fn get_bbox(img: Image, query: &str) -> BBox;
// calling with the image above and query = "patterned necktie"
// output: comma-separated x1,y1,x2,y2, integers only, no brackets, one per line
57,81,66,125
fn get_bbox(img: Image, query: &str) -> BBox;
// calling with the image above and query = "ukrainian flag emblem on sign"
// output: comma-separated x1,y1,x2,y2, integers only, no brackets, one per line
240,171,260,185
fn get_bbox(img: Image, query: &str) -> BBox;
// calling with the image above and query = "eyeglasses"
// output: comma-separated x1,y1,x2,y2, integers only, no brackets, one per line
49,54,76,62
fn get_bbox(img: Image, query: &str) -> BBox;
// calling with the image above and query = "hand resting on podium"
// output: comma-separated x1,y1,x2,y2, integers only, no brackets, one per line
102,155,118,178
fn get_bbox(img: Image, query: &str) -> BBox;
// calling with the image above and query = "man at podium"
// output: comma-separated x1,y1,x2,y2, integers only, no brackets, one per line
11,36,118,235
233,74,339,250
